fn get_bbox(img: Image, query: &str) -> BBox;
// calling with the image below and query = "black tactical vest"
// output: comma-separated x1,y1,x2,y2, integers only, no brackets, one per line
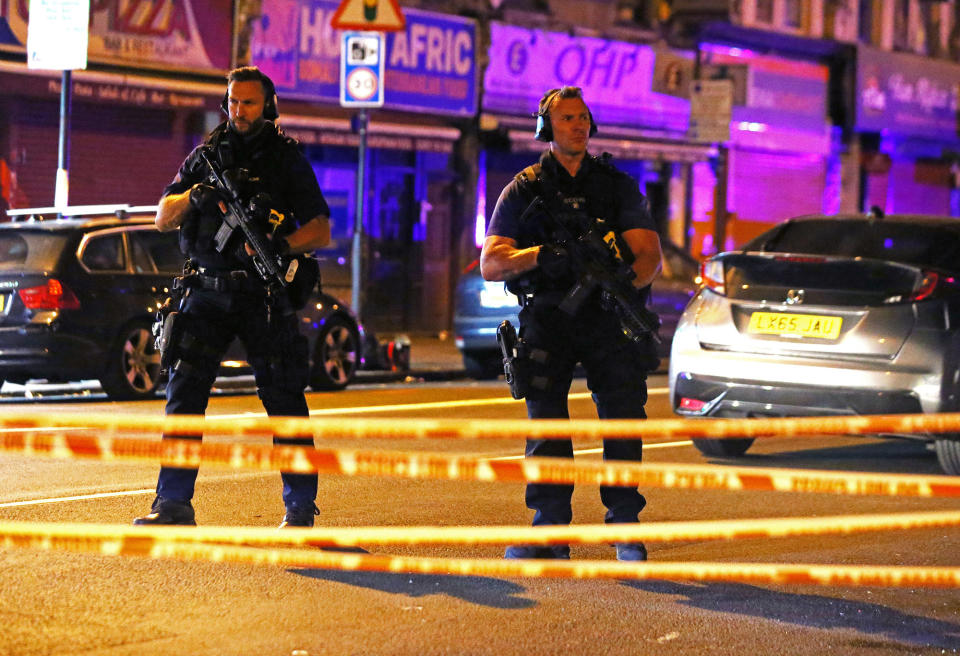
179,123,299,268
506,154,625,297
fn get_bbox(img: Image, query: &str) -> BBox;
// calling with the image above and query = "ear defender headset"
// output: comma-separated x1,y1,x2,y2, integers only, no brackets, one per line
533,87,598,142
220,69,280,121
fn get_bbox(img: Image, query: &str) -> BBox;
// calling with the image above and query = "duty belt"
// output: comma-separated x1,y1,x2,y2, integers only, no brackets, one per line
191,268,250,292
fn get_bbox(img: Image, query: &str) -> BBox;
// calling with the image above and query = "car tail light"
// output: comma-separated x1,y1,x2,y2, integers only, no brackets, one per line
906,270,939,302
699,258,725,295
679,397,706,412
18,279,81,310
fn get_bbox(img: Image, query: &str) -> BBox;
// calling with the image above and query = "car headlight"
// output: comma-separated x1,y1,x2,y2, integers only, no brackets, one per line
479,281,518,308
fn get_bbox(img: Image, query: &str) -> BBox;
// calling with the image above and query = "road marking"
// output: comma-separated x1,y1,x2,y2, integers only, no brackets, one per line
0,489,155,507
486,440,694,461
212,387,670,420
0,473,270,509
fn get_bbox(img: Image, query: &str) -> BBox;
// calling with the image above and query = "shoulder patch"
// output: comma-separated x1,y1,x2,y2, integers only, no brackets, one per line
514,163,542,185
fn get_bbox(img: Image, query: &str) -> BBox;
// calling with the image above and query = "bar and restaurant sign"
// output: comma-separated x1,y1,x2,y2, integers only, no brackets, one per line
856,44,960,141
250,0,477,117
1,0,233,73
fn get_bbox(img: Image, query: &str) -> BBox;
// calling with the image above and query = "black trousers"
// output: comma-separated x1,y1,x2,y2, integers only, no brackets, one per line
155,287,315,509
519,296,656,525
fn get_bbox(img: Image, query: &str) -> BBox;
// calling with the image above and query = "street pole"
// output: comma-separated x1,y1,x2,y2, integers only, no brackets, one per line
351,108,368,320
55,69,72,214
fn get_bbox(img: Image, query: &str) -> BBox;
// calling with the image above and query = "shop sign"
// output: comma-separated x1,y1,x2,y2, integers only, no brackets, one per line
0,70,219,111
250,0,477,117
482,22,689,133
856,45,960,141
26,0,89,71
1,0,232,73
700,43,828,133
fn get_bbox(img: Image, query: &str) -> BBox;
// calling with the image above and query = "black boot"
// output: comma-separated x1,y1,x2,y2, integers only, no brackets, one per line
278,502,320,528
133,496,196,526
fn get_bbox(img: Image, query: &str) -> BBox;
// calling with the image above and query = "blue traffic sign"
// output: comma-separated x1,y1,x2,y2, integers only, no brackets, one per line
340,31,384,107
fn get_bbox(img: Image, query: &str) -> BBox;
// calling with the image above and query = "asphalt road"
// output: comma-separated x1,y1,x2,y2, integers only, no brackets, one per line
0,376,958,656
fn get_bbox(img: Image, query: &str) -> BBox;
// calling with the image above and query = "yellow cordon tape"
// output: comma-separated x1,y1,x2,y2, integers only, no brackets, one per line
2,510,959,549
1,432,959,497
4,409,960,441
0,527,957,589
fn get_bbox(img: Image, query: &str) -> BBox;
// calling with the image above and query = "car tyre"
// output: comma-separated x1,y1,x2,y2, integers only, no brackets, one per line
310,317,359,391
692,437,755,457
463,350,502,380
99,319,163,400
934,437,960,475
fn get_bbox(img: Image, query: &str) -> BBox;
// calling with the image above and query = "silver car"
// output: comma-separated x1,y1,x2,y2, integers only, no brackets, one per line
669,212,960,475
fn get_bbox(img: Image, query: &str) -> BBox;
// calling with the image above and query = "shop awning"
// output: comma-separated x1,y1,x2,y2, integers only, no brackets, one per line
277,115,462,153
0,60,222,111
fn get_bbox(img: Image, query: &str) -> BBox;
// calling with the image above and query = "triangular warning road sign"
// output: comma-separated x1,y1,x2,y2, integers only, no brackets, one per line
330,0,406,32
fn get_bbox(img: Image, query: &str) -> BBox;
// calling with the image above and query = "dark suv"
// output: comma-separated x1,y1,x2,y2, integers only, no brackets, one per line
0,205,363,400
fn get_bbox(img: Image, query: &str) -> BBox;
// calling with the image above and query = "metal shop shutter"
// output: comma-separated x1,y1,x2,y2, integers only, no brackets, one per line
10,99,189,207
728,147,827,245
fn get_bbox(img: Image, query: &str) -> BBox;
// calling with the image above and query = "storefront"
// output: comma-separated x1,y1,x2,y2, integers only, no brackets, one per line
250,0,478,333
479,23,712,253
855,45,960,217
0,0,232,208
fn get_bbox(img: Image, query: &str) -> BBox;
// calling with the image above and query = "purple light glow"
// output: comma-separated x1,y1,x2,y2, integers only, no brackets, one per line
474,150,487,248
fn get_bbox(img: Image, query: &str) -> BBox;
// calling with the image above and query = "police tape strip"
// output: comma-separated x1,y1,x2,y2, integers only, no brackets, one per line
2,509,959,549
2,432,959,497
0,527,957,589
4,409,960,441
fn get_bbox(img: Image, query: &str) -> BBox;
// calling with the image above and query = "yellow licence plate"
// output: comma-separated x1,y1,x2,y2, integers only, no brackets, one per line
747,312,842,339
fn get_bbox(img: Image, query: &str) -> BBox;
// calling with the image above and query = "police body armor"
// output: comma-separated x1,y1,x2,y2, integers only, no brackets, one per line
179,122,299,271
507,154,650,309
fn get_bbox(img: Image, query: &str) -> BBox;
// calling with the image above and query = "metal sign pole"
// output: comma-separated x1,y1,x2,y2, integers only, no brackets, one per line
351,108,368,319
55,69,72,215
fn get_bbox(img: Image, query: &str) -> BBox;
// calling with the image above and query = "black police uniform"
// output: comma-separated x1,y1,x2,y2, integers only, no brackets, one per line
487,150,659,539
151,121,329,518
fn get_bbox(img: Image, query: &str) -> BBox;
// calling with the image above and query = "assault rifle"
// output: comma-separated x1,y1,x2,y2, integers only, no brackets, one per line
520,196,661,344
198,149,299,289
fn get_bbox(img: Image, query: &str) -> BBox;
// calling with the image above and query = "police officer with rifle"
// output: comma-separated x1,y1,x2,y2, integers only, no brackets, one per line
134,67,331,528
481,87,662,561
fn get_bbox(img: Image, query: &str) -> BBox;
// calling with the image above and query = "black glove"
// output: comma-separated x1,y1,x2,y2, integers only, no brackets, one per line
188,183,222,214
537,242,570,278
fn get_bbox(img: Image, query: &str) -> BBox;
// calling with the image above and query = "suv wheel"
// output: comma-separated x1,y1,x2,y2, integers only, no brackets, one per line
935,437,960,475
99,320,162,400
310,317,359,391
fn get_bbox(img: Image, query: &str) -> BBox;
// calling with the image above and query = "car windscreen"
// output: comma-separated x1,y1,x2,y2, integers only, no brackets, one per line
0,232,69,271
750,220,960,270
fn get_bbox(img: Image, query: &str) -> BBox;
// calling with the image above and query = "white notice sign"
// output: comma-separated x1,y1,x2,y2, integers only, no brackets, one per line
27,0,90,70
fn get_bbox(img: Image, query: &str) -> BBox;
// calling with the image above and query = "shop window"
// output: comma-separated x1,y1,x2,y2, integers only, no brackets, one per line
858,0,876,44
918,1,941,57
755,0,774,24
783,0,803,30
892,0,910,51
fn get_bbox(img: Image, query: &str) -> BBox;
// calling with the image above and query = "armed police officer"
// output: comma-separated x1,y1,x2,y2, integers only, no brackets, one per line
480,87,662,561
133,66,331,528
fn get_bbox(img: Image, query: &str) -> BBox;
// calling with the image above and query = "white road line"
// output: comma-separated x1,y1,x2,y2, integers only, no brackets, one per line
0,489,155,508
213,387,670,420
0,473,270,509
